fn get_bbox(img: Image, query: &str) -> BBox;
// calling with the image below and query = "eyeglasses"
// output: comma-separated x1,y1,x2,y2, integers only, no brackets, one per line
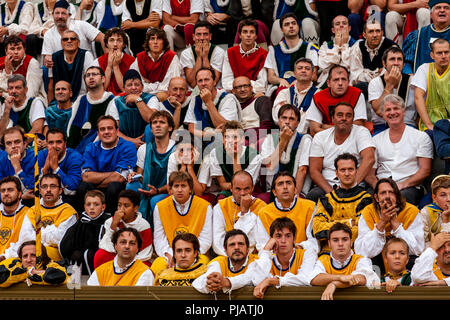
62,37,78,42
85,72,101,77
233,84,251,90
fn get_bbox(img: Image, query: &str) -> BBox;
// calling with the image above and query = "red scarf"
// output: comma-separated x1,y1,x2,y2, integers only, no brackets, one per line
0,54,32,78
136,50,176,83
227,46,268,80
313,86,362,125
97,52,135,96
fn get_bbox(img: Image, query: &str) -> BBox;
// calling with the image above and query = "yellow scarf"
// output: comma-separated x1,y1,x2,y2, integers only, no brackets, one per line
96,259,150,286
211,254,258,277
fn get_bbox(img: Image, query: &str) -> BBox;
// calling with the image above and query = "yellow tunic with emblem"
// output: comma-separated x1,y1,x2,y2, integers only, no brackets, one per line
27,203,78,261
360,202,419,236
270,247,305,277
211,254,258,277
319,253,364,275
218,196,267,231
95,259,151,286
258,197,315,244
154,261,207,286
0,206,29,255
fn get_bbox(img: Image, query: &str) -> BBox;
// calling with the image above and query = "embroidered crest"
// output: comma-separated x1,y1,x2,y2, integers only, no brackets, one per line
0,227,11,245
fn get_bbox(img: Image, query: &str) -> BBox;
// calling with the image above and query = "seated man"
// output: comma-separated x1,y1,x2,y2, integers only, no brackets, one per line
349,20,397,97
193,229,258,294
45,81,73,133
127,110,175,221
317,15,357,88
77,115,137,214
261,104,312,196
92,27,135,96
0,240,69,288
381,237,413,292
307,102,375,202
265,13,319,94
184,67,241,141
209,121,263,199
154,233,208,286
368,46,416,135
257,171,317,251
95,0,125,33
48,29,94,103
402,0,450,74
310,222,380,300
0,74,46,137
34,0,77,40
313,153,373,254
88,227,154,286
411,229,450,286
355,178,425,274
59,189,111,275
252,217,318,299
26,173,78,262
66,66,116,153
0,35,45,100
0,126,35,193
152,171,212,276
385,0,430,46
368,94,433,205
420,175,450,248
221,19,268,94
38,128,83,204
273,58,318,134
232,76,273,138
107,69,158,149
0,176,30,263
411,38,450,132
94,190,153,269
212,170,267,256
305,65,367,136
129,27,182,100
434,119,450,174
161,0,202,51
74,0,99,25
180,21,224,89
121,0,161,57
156,77,190,130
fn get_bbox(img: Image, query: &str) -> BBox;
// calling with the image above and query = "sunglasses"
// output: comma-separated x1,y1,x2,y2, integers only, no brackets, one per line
62,37,78,42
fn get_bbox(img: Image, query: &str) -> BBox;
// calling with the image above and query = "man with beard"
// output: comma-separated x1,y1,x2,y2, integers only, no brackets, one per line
0,74,46,137
38,128,82,205
0,176,30,262
212,170,267,256
193,229,258,293
44,81,73,133
66,66,115,154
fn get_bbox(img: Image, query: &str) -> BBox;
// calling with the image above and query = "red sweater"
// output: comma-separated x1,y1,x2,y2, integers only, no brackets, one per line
97,52,135,96
227,45,268,80
136,50,176,83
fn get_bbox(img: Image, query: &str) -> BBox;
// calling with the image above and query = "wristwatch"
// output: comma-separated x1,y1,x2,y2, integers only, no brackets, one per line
135,97,143,103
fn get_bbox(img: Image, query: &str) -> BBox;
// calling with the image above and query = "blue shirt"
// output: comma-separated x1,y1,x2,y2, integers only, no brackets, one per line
0,148,35,190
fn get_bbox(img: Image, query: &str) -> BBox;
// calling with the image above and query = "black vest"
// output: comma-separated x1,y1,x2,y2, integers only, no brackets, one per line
359,38,396,71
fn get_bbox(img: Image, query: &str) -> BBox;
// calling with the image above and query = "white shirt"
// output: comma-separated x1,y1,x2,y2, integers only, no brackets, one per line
354,208,425,257
123,0,162,20
87,256,155,286
309,125,375,187
95,0,124,25
372,125,433,182
212,196,269,256
180,45,224,73
411,247,450,286
410,62,430,93
136,139,175,170
349,38,386,85
1,1,41,36
153,195,213,258
162,0,203,15
0,97,46,130
317,39,353,86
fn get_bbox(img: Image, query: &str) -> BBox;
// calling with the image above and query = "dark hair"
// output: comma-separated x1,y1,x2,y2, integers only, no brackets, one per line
271,171,296,191
327,64,349,81
224,229,249,249
195,66,216,81
238,19,258,34
118,189,141,207
104,27,129,49
7,74,26,88
278,104,301,122
270,217,297,239
84,66,105,78
329,101,354,119
172,232,200,262
144,27,170,53
1,126,25,147
97,115,118,130
84,189,106,204
222,120,244,136
40,173,62,189
111,227,143,251
168,170,194,191
46,127,67,142
18,240,51,269
149,110,175,134
294,57,313,69
279,13,298,29
4,35,25,50
373,178,406,212
193,20,212,33
382,45,404,64
0,176,22,193
334,152,358,170
328,222,352,239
